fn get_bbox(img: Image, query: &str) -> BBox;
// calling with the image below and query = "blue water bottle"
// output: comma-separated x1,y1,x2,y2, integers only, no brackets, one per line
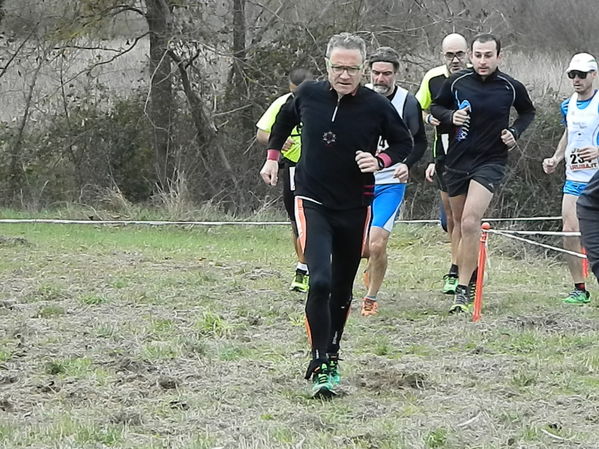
455,99,471,142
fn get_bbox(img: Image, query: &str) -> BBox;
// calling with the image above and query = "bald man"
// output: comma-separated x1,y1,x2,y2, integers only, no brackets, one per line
416,33,468,295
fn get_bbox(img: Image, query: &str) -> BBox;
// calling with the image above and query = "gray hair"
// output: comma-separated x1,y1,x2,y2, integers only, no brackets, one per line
368,46,400,70
325,32,366,61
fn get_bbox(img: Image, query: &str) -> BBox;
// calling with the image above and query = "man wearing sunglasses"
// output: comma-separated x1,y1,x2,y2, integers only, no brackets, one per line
259,33,413,398
416,33,468,296
360,46,427,316
543,53,599,304
431,34,536,314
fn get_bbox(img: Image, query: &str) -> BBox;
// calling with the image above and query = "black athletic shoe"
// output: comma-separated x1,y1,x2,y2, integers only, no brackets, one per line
449,286,472,314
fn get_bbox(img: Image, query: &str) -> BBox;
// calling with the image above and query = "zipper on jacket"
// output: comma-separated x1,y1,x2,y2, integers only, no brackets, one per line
331,96,341,122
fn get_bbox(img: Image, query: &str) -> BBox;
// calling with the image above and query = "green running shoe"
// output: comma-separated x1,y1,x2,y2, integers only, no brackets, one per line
449,287,472,314
468,280,477,304
563,289,591,304
310,362,336,399
290,272,309,293
442,274,458,294
328,357,341,387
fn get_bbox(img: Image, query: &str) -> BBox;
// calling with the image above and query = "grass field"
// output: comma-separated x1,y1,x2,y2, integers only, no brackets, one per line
1,220,598,449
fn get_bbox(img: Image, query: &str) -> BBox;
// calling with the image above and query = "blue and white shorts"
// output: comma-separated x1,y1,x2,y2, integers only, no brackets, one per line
563,180,588,197
371,183,407,233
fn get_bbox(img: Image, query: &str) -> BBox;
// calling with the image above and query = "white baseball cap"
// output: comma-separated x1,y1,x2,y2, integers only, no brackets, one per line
566,53,598,73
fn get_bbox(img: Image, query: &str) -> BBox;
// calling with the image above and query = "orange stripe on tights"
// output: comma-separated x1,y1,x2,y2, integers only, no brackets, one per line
294,197,307,253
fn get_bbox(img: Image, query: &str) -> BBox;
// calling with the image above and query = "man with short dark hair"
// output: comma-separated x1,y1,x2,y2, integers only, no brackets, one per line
256,68,313,293
360,46,426,316
544,53,599,304
260,32,413,397
416,33,468,295
431,33,536,313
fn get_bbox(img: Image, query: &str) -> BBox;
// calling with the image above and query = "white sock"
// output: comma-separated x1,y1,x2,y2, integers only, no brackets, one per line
296,262,308,274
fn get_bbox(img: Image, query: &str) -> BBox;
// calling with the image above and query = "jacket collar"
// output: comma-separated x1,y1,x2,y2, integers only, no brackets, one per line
327,81,360,97
472,68,500,82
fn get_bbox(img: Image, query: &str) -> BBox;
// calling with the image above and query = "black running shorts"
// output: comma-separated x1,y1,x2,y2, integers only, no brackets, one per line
435,160,448,193
444,163,505,197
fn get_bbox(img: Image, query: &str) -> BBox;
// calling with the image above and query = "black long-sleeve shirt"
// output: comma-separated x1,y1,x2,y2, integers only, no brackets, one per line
390,87,426,167
577,170,599,281
430,68,535,171
268,80,414,209
578,170,599,212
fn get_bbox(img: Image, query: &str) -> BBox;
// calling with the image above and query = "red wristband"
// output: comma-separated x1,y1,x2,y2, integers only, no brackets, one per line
266,149,280,161
377,153,392,169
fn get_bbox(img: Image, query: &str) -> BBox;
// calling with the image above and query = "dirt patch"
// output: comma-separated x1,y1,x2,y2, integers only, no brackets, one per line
0,236,30,246
355,367,429,391
503,313,599,333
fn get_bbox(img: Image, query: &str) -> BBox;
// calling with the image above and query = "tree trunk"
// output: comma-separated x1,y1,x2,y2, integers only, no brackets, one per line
167,50,215,144
10,61,42,203
144,0,174,190
230,0,246,90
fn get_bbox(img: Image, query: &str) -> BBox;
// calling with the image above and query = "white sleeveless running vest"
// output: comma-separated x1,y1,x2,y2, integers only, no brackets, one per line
365,84,409,184
565,92,599,182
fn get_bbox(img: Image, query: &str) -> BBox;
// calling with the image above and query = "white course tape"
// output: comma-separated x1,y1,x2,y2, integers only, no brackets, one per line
490,230,581,237
0,215,565,226
396,219,439,224
487,229,587,259
481,216,561,222
396,216,563,224
0,219,289,226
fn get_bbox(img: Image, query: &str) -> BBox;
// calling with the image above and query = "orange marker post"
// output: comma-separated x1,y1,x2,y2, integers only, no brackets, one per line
472,222,491,322
582,247,589,278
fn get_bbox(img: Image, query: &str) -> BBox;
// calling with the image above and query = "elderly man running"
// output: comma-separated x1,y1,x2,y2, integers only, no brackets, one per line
260,33,413,397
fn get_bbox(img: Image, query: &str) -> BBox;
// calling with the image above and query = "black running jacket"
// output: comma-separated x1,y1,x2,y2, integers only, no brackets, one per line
268,80,414,209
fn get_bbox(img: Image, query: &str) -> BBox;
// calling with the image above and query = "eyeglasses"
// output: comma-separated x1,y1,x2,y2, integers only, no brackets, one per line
444,51,466,60
327,61,363,75
567,70,590,79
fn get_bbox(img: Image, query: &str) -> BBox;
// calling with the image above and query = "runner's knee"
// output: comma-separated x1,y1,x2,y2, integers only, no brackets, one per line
368,234,387,257
461,214,480,235
308,275,330,297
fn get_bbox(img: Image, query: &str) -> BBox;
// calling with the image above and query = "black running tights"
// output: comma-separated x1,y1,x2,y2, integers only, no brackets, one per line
297,199,369,359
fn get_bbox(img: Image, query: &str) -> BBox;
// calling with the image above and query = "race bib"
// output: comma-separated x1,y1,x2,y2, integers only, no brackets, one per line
569,148,599,171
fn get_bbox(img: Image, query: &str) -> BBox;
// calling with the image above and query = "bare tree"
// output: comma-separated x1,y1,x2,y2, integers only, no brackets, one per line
9,52,43,201
144,0,175,190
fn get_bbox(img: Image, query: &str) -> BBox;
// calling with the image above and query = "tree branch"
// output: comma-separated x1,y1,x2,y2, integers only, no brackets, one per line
50,32,151,91
0,28,36,79
249,0,292,47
